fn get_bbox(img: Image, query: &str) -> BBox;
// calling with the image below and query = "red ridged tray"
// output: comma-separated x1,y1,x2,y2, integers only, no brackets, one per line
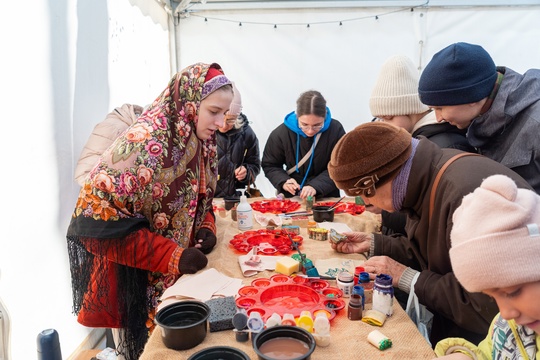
251,199,301,214
235,274,345,322
229,229,303,255
314,201,366,215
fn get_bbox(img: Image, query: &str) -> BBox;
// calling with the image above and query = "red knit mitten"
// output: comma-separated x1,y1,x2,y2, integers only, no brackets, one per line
178,248,208,274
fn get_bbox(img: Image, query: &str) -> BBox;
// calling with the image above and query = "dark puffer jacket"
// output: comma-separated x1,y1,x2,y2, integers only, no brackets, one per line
262,114,345,198
215,114,261,198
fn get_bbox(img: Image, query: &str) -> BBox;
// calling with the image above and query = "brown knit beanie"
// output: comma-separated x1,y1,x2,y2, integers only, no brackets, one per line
369,55,429,117
328,122,412,196
450,175,540,292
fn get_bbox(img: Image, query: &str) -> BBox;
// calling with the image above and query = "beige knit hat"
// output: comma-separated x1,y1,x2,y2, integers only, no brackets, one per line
369,55,429,117
228,82,243,116
450,174,540,292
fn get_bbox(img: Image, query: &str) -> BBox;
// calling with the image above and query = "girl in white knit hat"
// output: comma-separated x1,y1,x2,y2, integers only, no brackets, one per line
434,174,540,359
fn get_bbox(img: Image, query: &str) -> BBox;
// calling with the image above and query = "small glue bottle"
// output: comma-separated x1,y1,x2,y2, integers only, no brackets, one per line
237,191,253,231
313,312,331,347
297,311,314,333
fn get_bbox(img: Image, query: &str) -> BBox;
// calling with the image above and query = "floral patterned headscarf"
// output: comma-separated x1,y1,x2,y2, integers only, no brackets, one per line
67,62,231,360
75,62,230,244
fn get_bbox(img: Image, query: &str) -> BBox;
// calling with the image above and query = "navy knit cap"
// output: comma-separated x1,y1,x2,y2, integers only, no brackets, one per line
418,42,498,106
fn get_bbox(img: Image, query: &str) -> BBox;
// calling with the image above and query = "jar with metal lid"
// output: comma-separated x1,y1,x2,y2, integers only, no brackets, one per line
372,274,394,316
336,271,354,298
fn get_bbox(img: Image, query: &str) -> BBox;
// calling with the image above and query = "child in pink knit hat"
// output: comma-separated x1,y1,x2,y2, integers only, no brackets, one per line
434,174,540,359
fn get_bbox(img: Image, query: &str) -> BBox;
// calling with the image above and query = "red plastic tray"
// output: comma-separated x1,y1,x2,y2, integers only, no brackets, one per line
229,229,303,255
251,199,301,214
235,274,345,322
314,201,366,215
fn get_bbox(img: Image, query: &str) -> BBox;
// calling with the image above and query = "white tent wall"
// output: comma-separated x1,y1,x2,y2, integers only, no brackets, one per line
0,0,170,359
175,4,540,197
0,1,539,359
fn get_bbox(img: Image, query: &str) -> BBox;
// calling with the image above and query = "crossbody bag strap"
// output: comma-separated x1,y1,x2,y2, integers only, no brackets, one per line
286,133,322,175
429,153,480,223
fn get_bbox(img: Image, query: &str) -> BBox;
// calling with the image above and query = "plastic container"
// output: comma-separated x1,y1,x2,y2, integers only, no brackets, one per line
237,193,253,230
336,271,354,298
312,206,335,223
253,326,316,360
154,301,210,350
188,346,250,360
372,274,394,317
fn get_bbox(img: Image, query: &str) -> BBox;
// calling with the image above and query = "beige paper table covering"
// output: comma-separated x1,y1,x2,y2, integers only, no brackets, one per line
140,197,435,359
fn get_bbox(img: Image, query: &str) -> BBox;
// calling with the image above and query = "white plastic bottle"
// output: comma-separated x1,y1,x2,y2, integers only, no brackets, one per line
237,192,253,230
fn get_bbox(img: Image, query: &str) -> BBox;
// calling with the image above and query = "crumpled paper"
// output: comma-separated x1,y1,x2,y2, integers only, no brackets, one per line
238,246,278,277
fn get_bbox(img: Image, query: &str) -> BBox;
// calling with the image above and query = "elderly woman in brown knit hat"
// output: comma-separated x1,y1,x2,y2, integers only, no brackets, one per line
327,121,532,346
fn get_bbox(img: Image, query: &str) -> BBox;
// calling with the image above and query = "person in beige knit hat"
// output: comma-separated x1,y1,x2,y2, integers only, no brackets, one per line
327,121,532,346
369,55,475,241
434,174,540,359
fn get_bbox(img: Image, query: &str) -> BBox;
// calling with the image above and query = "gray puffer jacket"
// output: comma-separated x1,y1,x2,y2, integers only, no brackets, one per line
467,66,540,193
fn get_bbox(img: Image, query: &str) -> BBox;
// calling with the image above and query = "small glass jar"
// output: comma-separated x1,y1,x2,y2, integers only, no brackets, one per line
306,195,315,211
372,274,394,316
354,266,365,285
336,271,354,298
359,272,374,303
347,294,363,321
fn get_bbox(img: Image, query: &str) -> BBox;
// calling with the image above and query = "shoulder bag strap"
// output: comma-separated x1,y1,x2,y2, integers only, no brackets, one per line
429,153,480,223
287,133,322,175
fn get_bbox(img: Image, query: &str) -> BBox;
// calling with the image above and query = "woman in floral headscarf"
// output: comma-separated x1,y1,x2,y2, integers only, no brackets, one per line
66,63,233,360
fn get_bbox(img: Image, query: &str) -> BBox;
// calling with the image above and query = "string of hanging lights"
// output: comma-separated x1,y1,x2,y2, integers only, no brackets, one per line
177,0,429,27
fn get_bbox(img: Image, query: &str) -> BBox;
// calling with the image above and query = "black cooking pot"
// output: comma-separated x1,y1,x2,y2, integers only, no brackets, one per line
155,301,210,350
312,205,335,222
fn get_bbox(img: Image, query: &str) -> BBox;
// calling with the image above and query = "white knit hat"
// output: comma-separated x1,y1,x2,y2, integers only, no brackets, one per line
369,55,429,117
450,175,540,292
228,82,243,116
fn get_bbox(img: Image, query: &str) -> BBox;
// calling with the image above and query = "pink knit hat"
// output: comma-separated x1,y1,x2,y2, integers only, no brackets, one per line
450,174,540,292
228,82,243,116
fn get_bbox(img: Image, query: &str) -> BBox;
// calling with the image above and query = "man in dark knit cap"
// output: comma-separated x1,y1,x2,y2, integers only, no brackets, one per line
418,42,540,194
327,121,532,347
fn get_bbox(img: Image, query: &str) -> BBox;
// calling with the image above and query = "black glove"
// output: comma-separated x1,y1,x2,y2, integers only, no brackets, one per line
195,228,217,254
179,248,208,274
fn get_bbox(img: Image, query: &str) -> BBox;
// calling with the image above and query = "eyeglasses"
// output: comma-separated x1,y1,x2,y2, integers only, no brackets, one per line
298,122,323,131
224,114,238,125
348,174,379,198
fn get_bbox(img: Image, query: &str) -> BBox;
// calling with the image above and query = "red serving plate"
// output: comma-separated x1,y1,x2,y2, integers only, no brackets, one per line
314,201,366,215
235,275,342,322
251,199,301,214
229,229,303,255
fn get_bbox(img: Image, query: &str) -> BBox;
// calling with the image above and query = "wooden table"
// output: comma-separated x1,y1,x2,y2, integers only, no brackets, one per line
140,197,436,360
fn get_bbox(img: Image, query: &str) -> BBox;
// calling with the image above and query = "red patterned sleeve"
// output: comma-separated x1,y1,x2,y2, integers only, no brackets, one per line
80,228,182,275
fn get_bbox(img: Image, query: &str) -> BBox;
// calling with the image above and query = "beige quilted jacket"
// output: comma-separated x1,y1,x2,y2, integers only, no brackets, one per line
74,104,143,185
